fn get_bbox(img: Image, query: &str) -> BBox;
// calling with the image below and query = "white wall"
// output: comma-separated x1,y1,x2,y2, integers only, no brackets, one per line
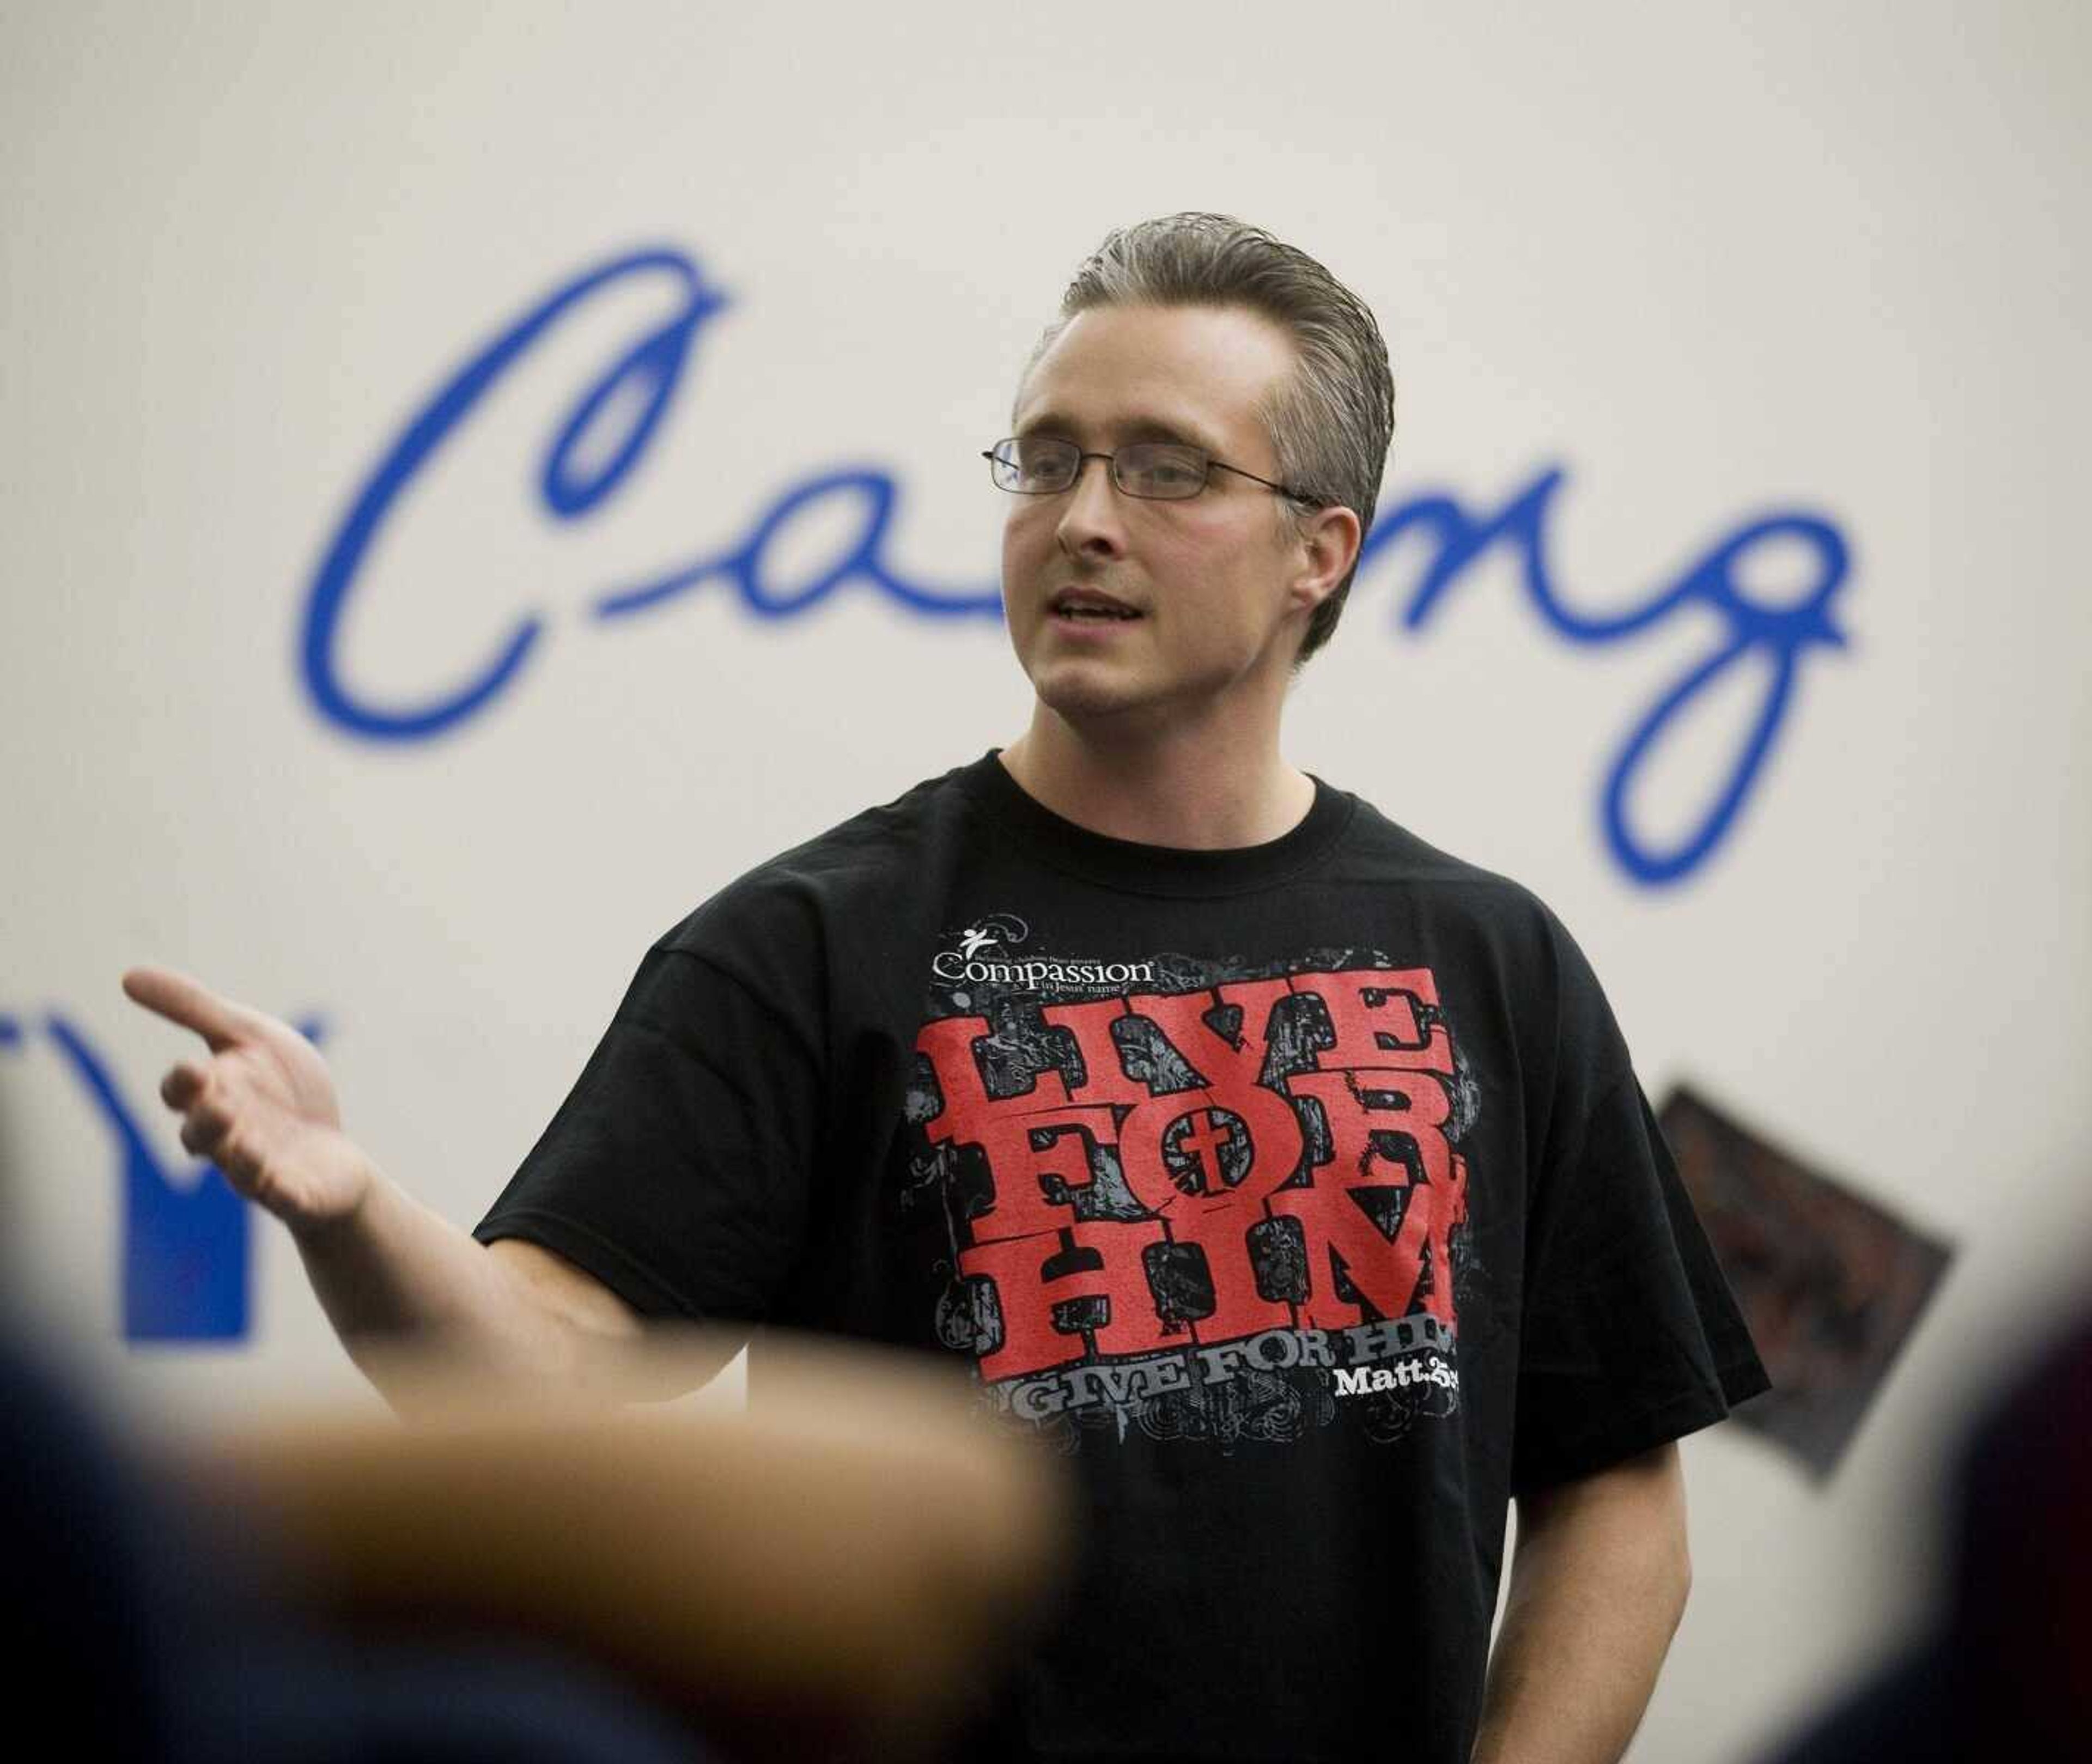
4,3,2088,1757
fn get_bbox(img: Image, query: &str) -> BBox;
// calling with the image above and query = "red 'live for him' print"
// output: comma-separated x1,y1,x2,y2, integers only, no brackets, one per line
914,966,1470,1389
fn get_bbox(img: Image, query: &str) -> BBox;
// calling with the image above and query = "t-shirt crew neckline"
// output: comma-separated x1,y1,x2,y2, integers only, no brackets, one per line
956,749,1357,899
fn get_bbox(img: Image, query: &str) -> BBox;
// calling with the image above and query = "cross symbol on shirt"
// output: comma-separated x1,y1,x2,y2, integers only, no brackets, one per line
1172,1106,1240,1194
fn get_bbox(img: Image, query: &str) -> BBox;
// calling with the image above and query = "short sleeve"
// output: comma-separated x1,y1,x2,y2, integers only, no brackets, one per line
473,942,822,1324
1511,1069,1772,1497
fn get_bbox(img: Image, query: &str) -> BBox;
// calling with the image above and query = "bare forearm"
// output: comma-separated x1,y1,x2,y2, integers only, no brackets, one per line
292,1163,589,1404
1471,1450,1690,1764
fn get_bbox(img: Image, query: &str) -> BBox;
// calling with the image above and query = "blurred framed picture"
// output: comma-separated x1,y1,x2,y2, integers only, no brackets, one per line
1659,1085,1952,1480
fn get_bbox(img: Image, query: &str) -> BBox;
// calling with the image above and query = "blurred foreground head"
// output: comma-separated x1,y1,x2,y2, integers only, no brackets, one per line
1766,1301,2092,1760
1949,1306,2092,1750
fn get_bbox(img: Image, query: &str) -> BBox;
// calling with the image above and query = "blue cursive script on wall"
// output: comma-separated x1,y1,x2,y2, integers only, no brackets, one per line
301,245,1851,885
1360,473,1849,884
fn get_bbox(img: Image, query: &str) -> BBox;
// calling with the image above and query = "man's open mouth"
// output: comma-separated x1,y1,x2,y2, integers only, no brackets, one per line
1053,594,1141,622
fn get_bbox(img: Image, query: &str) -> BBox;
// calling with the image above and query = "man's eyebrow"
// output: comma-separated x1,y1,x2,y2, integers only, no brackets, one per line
1012,410,1226,453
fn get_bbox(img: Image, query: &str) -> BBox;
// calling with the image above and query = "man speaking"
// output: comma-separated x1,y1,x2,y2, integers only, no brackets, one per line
130,212,1767,1763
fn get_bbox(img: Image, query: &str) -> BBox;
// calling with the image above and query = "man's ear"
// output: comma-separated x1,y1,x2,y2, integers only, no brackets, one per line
1288,503,1363,618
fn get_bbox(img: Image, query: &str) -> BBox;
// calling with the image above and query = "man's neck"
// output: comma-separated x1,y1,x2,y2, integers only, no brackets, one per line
999,708,1315,850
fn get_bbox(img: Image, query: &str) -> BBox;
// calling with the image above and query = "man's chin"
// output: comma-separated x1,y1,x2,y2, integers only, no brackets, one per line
1026,662,1158,726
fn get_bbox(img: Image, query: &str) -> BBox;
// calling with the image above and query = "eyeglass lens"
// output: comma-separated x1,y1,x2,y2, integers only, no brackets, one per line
988,438,1208,500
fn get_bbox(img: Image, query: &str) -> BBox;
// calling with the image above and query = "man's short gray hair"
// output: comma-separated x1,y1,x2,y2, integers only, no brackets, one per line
1028,213,1395,664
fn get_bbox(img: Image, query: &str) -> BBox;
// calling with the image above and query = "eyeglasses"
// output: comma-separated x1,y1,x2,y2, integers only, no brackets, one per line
982,436,1321,504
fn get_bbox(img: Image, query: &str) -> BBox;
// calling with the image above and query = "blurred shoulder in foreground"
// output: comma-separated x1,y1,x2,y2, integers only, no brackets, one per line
10,1326,1070,1764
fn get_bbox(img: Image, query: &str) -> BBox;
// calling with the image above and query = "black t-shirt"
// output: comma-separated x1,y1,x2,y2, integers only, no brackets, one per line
477,752,1769,1764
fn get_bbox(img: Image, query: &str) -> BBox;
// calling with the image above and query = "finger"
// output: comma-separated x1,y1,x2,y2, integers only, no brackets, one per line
161,1062,208,1110
123,966,251,1053
180,1111,230,1160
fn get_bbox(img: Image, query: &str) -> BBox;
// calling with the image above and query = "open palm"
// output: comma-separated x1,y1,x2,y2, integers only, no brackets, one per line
123,965,370,1234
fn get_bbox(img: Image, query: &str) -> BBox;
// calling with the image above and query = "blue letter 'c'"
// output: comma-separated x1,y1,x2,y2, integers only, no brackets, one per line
300,248,725,740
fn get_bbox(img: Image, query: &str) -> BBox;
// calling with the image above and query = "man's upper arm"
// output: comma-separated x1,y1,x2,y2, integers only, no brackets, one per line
475,940,825,1327
485,1237,753,1398
1514,1440,1690,1586
486,1237,642,1340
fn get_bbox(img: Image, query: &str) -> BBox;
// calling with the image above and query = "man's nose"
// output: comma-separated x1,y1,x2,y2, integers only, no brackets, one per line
1056,454,1126,558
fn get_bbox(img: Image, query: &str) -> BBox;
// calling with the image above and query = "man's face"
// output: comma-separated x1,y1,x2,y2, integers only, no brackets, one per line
1001,302,1325,731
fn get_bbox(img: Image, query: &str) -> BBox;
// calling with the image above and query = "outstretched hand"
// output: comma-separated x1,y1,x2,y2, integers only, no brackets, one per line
122,966,372,1236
